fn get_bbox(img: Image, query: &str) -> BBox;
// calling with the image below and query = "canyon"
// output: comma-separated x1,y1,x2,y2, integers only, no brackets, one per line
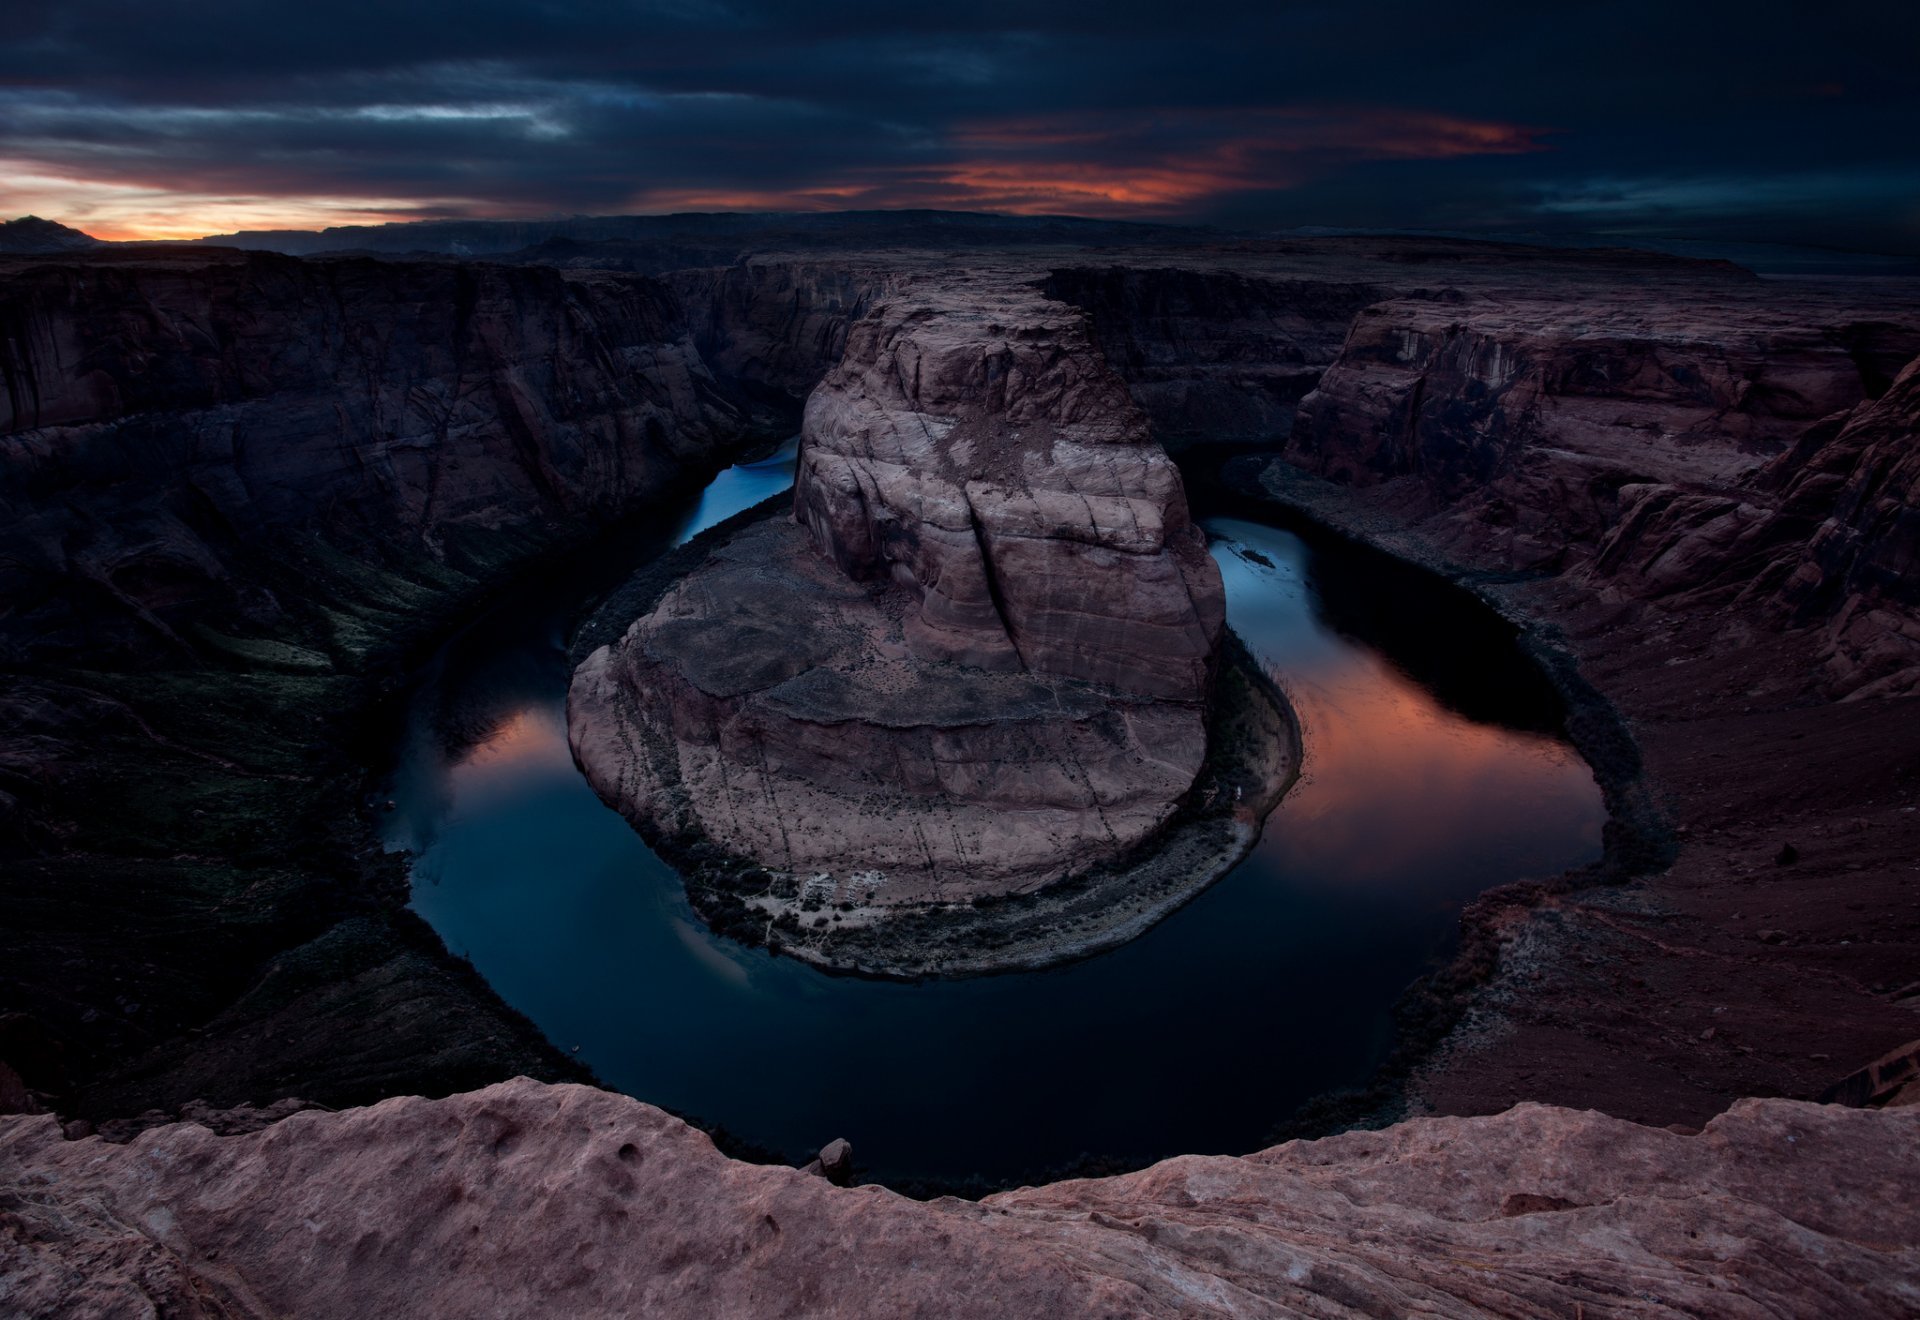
4,216,1920,1312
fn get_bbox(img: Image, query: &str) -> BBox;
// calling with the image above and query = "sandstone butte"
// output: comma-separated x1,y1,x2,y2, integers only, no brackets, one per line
3,1076,1918,1319
568,271,1230,908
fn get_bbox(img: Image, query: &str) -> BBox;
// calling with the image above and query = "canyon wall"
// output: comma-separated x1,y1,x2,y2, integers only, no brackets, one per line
1275,282,1920,697
1589,353,1920,698
0,249,748,667
1288,295,1920,567
663,260,884,414
5,1076,1917,1319
8,232,1920,1238
1043,265,1379,447
0,247,765,1124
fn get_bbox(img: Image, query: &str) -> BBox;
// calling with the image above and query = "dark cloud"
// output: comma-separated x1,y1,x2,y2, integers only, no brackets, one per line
1,0,1914,249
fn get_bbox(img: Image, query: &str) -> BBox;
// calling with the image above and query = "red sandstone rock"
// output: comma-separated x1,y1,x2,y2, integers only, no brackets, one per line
795,276,1223,700
569,520,1208,901
4,1077,1916,1318
569,275,1225,903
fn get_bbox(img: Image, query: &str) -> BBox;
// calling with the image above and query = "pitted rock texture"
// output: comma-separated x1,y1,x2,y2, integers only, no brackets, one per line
4,1077,1918,1319
571,276,1225,901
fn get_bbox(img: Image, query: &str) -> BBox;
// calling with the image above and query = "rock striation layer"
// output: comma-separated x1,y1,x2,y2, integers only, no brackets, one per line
0,247,747,665
5,1076,1917,1319
570,276,1228,910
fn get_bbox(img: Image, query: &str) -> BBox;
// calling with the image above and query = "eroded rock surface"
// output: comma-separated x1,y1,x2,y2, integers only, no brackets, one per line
1277,277,1920,700
4,1077,1917,1319
571,276,1227,907
794,276,1224,697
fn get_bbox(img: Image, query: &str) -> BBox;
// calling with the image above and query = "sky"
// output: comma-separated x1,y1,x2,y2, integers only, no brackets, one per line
2,0,1916,251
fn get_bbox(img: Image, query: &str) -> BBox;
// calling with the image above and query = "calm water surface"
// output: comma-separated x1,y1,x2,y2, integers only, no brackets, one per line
384,445,1603,1185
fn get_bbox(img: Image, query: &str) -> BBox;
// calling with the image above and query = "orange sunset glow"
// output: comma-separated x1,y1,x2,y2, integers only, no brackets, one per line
0,160,484,241
3,105,1546,241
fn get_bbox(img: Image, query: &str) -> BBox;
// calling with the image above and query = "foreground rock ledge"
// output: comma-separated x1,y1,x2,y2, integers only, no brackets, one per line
4,1078,1916,1318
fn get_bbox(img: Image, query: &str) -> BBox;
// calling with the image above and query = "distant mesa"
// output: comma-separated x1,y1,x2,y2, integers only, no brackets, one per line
0,217,102,254
181,209,1216,258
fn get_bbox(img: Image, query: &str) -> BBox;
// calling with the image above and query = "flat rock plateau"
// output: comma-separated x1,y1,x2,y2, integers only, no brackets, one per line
5,215,1920,1315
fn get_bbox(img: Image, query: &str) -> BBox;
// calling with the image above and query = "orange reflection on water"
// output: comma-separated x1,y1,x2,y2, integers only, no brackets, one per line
1210,521,1604,896
1272,646,1601,890
461,705,573,775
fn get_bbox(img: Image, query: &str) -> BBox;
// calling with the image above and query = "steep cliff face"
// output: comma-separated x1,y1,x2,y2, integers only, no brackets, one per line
1289,295,1920,572
1773,357,1920,696
0,248,757,1127
663,260,884,415
569,275,1230,916
1588,353,1920,698
0,250,746,665
1043,265,1380,448
5,1077,1916,1320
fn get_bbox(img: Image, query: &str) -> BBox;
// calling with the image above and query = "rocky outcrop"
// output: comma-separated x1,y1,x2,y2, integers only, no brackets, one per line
570,518,1213,903
794,277,1223,697
5,1076,1917,1319
570,276,1230,918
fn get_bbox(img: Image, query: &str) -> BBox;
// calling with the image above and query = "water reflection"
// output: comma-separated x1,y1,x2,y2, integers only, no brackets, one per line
382,459,1603,1186
1209,519,1603,899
